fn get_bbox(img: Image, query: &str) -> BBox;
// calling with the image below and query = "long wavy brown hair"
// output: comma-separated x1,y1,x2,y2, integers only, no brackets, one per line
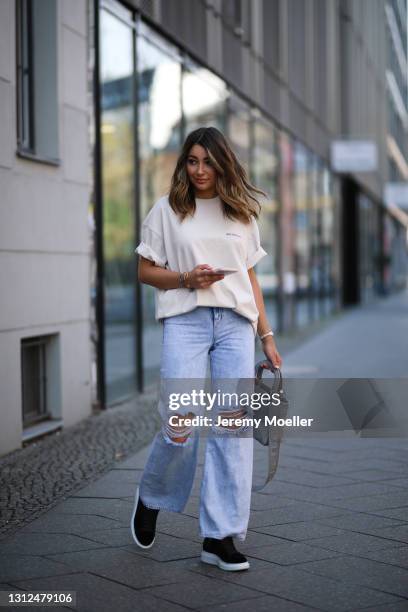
168,126,267,224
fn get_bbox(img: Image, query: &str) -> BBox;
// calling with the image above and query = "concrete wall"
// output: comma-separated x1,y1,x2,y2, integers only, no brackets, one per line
0,0,92,456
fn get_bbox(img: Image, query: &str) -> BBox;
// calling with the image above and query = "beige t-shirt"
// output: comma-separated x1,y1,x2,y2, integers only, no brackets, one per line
135,194,267,336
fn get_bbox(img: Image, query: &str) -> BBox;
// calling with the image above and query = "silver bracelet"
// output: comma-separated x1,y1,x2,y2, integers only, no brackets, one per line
259,330,274,341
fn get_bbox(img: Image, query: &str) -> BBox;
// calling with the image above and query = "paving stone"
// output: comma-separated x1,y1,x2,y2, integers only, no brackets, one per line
307,532,404,554
123,533,201,561
308,482,408,500
156,512,202,542
381,478,408,489
141,572,263,608
163,555,271,576
318,513,405,532
16,513,122,536
197,594,316,611
260,480,407,504
273,467,357,488
273,456,343,474
364,525,408,544
252,521,345,541
89,469,141,485
296,555,408,598
339,466,406,482
354,601,408,611
259,481,335,502
249,493,297,511
0,533,107,556
370,507,408,521
113,448,152,470
37,496,135,524
243,541,342,565
10,571,187,612
315,492,408,512
356,545,408,569
247,503,345,528
70,480,136,499
0,555,80,583
79,527,134,548
43,547,192,589
198,563,402,611
241,530,291,548
343,469,408,482
180,497,200,517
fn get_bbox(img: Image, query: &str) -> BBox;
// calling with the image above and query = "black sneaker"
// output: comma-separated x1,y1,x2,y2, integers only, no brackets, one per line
201,536,250,571
130,487,159,549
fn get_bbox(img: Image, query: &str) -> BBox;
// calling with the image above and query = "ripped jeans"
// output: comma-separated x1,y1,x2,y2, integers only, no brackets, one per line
138,306,255,541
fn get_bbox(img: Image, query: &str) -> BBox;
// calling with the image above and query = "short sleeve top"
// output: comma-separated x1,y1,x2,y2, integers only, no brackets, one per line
135,194,267,335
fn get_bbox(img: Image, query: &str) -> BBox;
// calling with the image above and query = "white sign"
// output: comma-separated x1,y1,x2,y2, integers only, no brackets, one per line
384,182,408,209
330,140,378,173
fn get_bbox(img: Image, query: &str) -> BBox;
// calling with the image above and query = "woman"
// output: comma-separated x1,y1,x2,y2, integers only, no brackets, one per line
131,126,282,572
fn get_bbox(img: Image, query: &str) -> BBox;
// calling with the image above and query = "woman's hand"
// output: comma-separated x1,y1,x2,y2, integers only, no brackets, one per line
187,264,224,289
261,336,282,369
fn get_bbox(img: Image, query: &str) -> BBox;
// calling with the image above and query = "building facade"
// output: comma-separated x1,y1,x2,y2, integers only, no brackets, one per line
0,0,92,456
91,0,408,407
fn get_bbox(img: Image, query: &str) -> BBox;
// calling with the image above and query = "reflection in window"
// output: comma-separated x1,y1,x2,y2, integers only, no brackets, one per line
227,95,251,173
321,166,336,315
137,28,182,386
310,156,324,321
100,8,137,404
252,116,279,332
278,132,296,332
182,59,228,135
358,193,380,304
293,141,311,328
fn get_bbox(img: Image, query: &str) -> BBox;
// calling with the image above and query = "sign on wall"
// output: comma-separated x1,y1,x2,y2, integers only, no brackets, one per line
330,140,378,173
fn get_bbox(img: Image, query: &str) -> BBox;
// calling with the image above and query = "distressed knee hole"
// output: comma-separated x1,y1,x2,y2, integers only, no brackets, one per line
216,408,249,432
163,412,195,445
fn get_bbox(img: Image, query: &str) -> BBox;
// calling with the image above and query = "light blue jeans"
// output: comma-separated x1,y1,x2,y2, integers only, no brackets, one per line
138,306,255,541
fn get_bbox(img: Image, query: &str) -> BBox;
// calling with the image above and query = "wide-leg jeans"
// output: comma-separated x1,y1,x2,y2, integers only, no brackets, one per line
138,306,255,541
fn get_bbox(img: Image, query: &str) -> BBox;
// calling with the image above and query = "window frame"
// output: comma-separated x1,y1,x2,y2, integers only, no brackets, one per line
15,0,61,166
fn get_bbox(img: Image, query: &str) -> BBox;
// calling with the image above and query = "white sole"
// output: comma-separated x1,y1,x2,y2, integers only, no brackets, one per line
130,486,155,549
201,550,250,571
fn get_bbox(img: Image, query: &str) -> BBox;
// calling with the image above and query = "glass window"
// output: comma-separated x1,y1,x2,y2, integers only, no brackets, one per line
137,26,182,386
358,193,380,304
251,114,280,333
100,7,137,404
16,0,59,162
308,152,321,322
227,94,251,174
278,131,296,332
321,166,336,315
314,157,327,319
293,141,312,328
182,58,228,135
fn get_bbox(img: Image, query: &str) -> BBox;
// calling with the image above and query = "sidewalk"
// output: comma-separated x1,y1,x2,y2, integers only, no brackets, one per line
1,291,408,611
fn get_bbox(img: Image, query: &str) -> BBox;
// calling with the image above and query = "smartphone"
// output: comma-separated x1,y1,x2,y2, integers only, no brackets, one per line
209,267,238,276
